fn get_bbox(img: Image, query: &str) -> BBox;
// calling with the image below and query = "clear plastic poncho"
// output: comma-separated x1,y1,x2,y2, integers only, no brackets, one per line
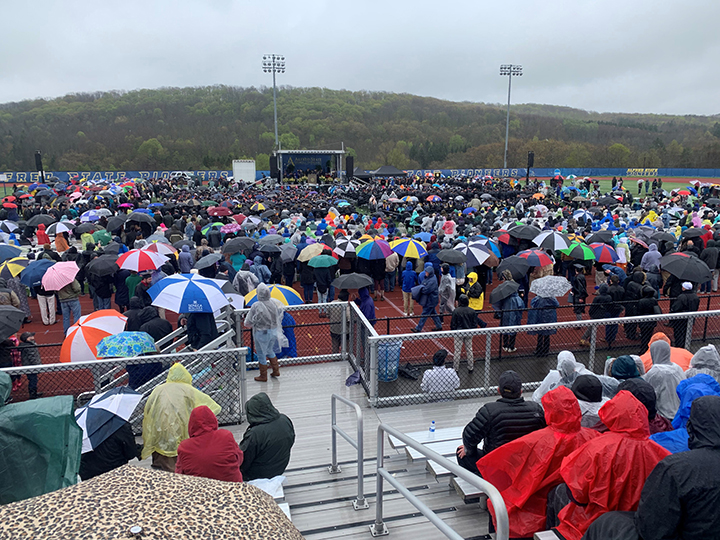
533,351,592,403
245,283,288,352
685,344,720,384
643,340,684,420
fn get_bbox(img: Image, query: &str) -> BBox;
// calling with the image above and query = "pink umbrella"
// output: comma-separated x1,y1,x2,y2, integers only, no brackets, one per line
220,223,242,234
118,203,134,208
41,262,80,291
68,192,82,200
117,249,167,272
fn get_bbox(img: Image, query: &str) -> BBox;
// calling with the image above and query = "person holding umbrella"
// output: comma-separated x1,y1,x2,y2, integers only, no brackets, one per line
244,283,286,382
411,263,442,333
492,271,524,353
570,264,588,321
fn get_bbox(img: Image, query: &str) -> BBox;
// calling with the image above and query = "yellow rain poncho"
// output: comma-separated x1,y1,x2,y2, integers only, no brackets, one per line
140,363,221,459
463,272,485,311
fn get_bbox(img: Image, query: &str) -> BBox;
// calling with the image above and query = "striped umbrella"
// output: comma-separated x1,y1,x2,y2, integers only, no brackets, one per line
251,202,266,212
96,331,157,358
0,221,19,234
80,210,101,222
356,238,393,260
454,242,495,267
565,233,585,244
400,196,418,203
533,231,572,251
46,221,76,235
117,249,167,272
517,249,554,267
589,243,619,263
244,284,303,306
147,273,229,313
60,310,128,362
334,236,360,258
390,238,428,259
141,242,177,257
74,387,143,453
201,222,223,235
561,242,596,261
0,257,28,280
426,195,441,202
41,261,80,291
573,209,595,222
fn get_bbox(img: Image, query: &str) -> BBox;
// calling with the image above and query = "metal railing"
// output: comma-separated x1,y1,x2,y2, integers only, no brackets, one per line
370,423,508,539
328,394,368,510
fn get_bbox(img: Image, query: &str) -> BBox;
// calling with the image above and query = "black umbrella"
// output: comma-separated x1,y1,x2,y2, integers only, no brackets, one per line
173,240,194,250
0,306,25,341
596,196,621,206
652,232,676,243
126,212,155,224
497,256,530,281
259,234,284,245
84,255,119,277
320,233,336,249
261,209,277,219
35,189,56,198
681,228,705,239
331,273,374,289
585,231,615,244
280,245,298,262
508,225,541,240
223,237,255,253
102,242,122,256
259,244,281,254
659,252,711,282
26,214,56,227
437,249,466,264
106,215,127,232
74,223,99,235
480,194,494,200
706,198,720,205
194,253,223,269
488,281,520,305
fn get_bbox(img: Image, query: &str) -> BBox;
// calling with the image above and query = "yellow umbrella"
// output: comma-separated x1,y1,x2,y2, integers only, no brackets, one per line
0,257,28,280
244,284,304,306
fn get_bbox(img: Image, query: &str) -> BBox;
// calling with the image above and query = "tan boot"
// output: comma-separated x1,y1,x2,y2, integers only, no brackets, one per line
269,357,280,378
254,364,268,382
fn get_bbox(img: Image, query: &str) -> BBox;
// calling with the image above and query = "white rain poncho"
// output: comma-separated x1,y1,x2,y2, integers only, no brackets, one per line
686,344,720,384
644,339,684,420
245,283,287,361
533,351,593,402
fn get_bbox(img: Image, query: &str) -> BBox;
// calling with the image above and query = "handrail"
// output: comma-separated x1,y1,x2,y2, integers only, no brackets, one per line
370,423,508,540
328,394,368,510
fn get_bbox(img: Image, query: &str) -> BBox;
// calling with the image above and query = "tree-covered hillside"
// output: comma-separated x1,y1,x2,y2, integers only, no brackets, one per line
1,85,719,172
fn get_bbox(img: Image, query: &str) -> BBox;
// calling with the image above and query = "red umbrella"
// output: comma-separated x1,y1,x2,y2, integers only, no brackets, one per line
2,203,17,209
3,196,16,203
589,243,619,263
629,237,649,249
493,229,510,244
18,194,31,199
232,214,247,225
208,206,232,217
517,249,553,267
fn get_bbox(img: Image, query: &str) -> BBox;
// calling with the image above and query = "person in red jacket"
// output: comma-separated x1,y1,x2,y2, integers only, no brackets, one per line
36,223,50,246
175,406,243,482
476,386,600,539
554,390,670,540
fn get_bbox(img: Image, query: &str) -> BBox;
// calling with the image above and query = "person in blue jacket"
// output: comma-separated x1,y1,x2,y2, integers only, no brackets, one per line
401,261,418,316
527,295,559,356
412,263,442,333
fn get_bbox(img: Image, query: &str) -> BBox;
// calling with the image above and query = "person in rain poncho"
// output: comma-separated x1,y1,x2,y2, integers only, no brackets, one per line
651,374,720,454
476,386,600,538
618,378,673,435
244,283,286,382
571,374,609,431
533,351,592,403
685,343,720,384
438,263,455,320
639,331,693,372
640,243,662,271
644,339,684,421
140,363,221,472
554,391,670,540
233,261,259,297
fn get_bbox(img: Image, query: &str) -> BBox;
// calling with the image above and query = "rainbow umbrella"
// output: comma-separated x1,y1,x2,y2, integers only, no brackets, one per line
390,238,428,259
201,222,223,235
356,238,393,260
589,243,619,263
517,249,553,267
244,284,303,306
561,242,595,261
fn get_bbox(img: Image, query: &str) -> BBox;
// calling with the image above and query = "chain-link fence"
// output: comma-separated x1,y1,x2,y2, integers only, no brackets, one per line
1,348,246,434
362,309,720,407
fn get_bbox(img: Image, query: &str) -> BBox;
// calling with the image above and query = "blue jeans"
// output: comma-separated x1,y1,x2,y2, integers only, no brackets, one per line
384,271,397,292
415,304,442,331
97,296,111,310
302,284,314,303
61,299,82,335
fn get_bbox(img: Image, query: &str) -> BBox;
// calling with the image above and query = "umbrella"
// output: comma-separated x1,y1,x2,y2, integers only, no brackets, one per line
0,305,25,341
681,228,706,239
193,253,223,269
462,207,477,214
333,237,360,258
589,243,619,263
413,232,433,242
261,209,278,219
96,331,157,359
437,249,466,264
497,256,530,281
223,237,255,253
562,242,596,261
117,249,167,272
533,231,571,251
488,281,520,304
0,221,18,234
126,211,155,224
517,249,553,267
480,194,494,200
629,237,649,249
259,234,284,245
142,242,177,256
208,206,232,217
659,252,711,283
202,200,218,207
84,255,120,277
80,210,101,222
201,222,223,235
74,222,99,235
652,232,676,244
572,196,588,202
26,214,56,227
597,196,621,206
41,261,79,291
46,221,75,235
298,243,336,262
356,238,393,260
455,241,498,267
530,276,572,298
390,238,428,259
426,195,441,202
244,284,303,306
95,208,112,217
308,254,338,268
92,229,112,246
219,223,242,234
573,209,594,221
60,310,128,362
173,240,195,250
585,231,615,244
0,257,28,280
706,198,720,205
74,387,143,454
331,272,374,289
251,202,266,212
565,233,585,244
106,216,127,232
19,259,55,287
148,273,229,313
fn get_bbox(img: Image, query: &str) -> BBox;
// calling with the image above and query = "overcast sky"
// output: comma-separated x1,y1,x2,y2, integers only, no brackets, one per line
2,0,719,115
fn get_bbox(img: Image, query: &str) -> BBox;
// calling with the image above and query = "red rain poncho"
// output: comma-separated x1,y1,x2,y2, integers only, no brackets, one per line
476,386,599,538
555,390,670,540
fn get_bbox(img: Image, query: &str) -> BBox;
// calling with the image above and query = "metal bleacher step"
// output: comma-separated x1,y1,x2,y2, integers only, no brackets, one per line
534,532,560,540
425,459,453,479
405,440,461,462
389,426,463,449
450,477,488,508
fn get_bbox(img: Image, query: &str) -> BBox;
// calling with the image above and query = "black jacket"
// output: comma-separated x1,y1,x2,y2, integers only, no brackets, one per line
670,290,700,314
139,309,173,342
571,273,587,315
700,244,719,271
186,312,219,350
239,393,295,481
462,396,545,457
450,306,478,330
79,422,141,480
663,275,684,299
589,287,613,320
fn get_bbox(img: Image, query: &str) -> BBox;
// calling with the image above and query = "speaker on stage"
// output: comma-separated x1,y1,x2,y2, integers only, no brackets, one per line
34,151,44,172
270,156,279,179
346,156,354,178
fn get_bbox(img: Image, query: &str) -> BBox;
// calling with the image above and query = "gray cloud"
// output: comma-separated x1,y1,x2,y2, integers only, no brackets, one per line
1,0,718,115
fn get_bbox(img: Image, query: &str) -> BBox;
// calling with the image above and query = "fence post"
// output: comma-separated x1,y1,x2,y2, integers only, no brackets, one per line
341,304,348,361
588,324,597,373
238,347,248,423
703,296,711,342
686,313,695,351
370,425,388,536
484,333,492,390
329,397,339,473
369,338,379,407
386,317,390,336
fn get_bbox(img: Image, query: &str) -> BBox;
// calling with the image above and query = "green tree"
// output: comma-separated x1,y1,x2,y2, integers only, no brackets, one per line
137,138,164,168
607,143,631,167
279,132,300,150
255,153,270,170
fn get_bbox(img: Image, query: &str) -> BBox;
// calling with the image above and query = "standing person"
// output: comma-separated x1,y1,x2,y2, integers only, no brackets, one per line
184,312,219,351
637,286,660,350
33,282,56,326
527,294,559,357
438,263,456,322
493,271,524,353
114,268,131,313
580,283,614,348
670,282,700,349
299,261,315,304
450,294,477,372
384,250,399,293
624,270,646,340
244,283,285,382
8,277,31,324
133,272,153,307
58,279,82,335
412,263,442,333
178,245,193,273
401,261,417,316
700,239,719,293
370,258,386,301
571,264,588,321
88,269,114,310
313,249,335,316
329,290,350,354
18,332,41,399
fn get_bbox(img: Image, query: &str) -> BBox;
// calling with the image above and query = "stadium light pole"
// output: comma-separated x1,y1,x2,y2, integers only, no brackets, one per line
262,54,285,149
500,64,522,169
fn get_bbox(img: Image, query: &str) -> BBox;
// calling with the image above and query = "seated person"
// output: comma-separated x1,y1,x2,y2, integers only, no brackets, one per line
239,393,295,481
571,374,608,431
643,339,684,421
476,386,599,539
176,406,242,482
80,419,142,481
584,395,720,540
420,349,460,401
638,331,692,372
456,370,545,475
554,391,670,540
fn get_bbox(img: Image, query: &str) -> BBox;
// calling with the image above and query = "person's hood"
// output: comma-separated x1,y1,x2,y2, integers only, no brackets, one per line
687,395,720,450
0,371,10,405
423,262,434,272
256,282,271,301
650,339,672,366
708,240,717,248
405,261,413,271
466,272,477,285
648,264,660,273
649,332,671,347
241,262,251,271
139,307,159,325
599,390,650,438
181,245,190,252
632,271,645,284
673,374,720,429
618,378,658,420
598,283,609,295
188,405,218,437
166,363,192,385
556,350,579,379
253,256,264,266
648,243,658,252
129,297,144,310
246,392,280,425
358,287,370,301
612,355,641,379
690,344,720,373
542,385,582,433
572,374,603,403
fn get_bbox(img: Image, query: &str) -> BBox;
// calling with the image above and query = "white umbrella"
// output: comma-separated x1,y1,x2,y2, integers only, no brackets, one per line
533,231,572,251
454,242,491,267
74,387,143,453
148,274,229,313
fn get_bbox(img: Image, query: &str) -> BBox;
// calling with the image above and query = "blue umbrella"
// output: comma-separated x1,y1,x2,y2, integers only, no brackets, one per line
134,208,153,214
462,207,476,214
0,244,22,264
19,259,55,287
148,202,164,208
413,232,433,242
148,273,229,313
74,387,143,453
80,210,101,222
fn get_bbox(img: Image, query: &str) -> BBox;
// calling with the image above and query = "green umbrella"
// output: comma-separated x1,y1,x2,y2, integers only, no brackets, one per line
561,242,596,261
201,222,223,235
92,229,112,246
202,200,218,207
307,254,338,268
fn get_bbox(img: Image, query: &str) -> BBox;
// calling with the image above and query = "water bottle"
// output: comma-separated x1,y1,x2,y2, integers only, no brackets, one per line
429,420,435,433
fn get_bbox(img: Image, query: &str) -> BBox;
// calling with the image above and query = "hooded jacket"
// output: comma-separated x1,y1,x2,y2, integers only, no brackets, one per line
178,245,193,273
476,387,599,538
555,391,670,540
355,287,375,325
640,243,662,271
239,393,295,481
685,344,720,383
176,405,242,482
644,340,684,420
639,332,693,372
463,272,484,311
401,261,417,293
